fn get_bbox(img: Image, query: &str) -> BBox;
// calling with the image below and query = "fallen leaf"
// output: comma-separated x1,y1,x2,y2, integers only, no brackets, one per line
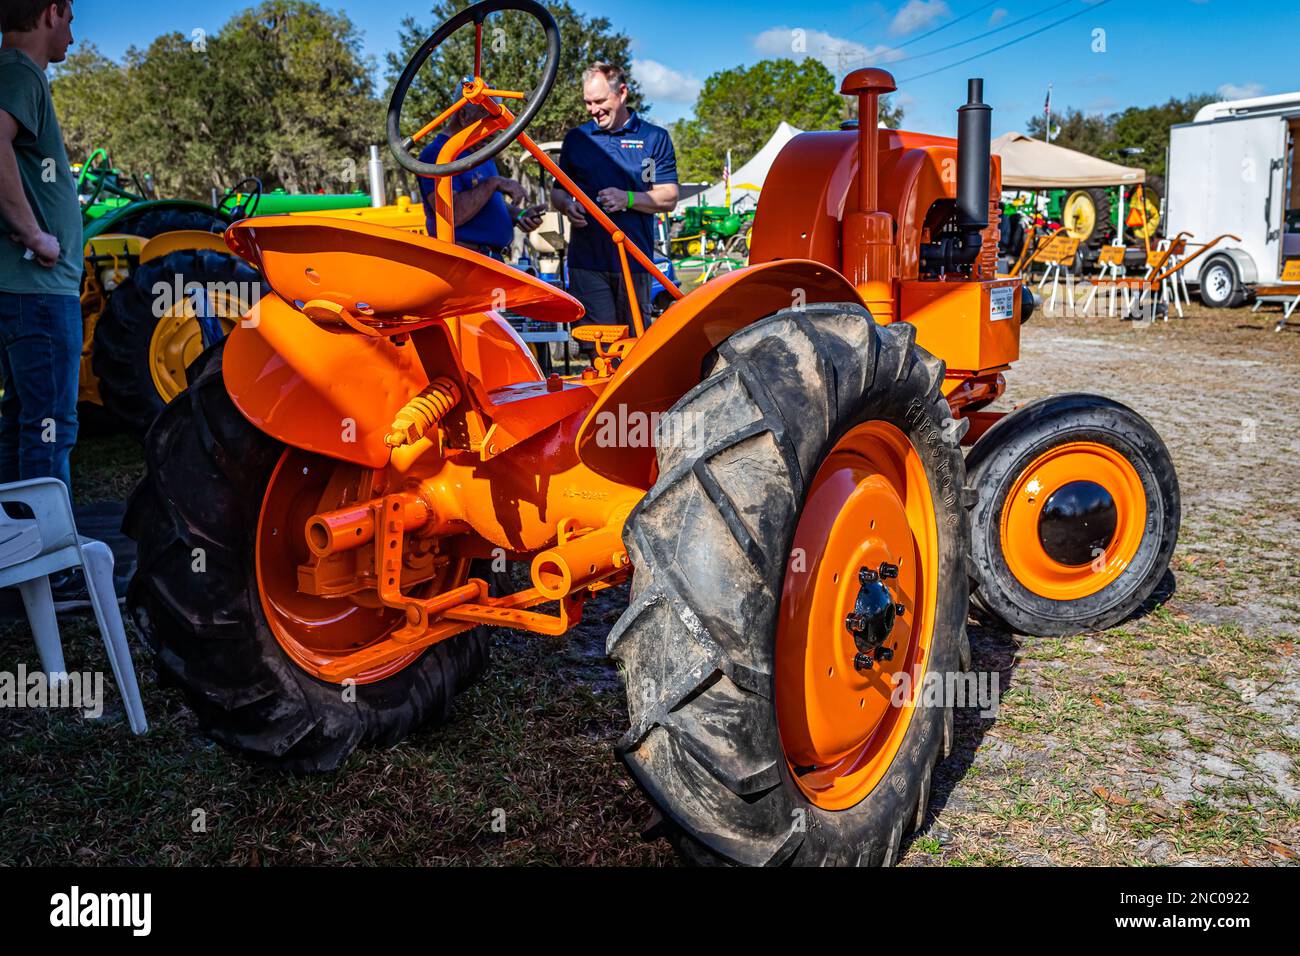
1266,841,1296,860
1093,786,1132,807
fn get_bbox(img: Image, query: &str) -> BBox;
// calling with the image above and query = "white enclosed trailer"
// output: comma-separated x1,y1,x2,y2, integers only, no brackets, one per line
1166,91,1300,307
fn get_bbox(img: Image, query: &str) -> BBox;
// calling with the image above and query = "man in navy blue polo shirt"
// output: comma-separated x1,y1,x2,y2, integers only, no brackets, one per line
550,63,678,334
418,101,544,259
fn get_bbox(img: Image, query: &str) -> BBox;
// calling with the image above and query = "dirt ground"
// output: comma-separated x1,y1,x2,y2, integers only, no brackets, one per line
1,295,1297,866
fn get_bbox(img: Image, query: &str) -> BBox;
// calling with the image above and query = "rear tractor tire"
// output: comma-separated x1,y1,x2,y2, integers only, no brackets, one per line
124,340,491,771
610,304,970,866
92,248,261,438
965,394,1179,636
1062,188,1111,248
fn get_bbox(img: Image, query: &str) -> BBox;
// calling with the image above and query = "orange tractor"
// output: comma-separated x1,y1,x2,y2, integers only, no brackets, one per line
125,0,1179,865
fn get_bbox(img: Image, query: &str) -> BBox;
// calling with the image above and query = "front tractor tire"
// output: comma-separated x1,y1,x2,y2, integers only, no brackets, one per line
610,305,970,866
965,394,1180,637
124,340,490,771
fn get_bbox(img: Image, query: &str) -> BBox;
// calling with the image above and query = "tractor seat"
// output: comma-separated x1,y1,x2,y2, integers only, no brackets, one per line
224,216,584,336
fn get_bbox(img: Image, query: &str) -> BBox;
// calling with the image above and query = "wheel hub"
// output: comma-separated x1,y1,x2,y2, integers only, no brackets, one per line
846,562,906,669
1036,480,1118,567
1207,266,1231,298
999,441,1147,601
775,421,939,810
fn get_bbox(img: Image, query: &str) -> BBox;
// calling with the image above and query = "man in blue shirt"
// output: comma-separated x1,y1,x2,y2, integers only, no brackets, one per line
550,63,678,334
418,102,543,259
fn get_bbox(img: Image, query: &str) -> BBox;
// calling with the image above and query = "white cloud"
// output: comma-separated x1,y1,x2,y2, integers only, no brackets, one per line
631,58,703,104
988,7,1008,26
1216,82,1265,100
890,0,951,36
753,26,903,73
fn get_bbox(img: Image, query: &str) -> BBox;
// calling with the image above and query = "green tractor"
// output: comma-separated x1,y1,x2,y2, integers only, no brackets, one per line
1052,180,1162,251
78,187,257,437
997,182,1162,271
77,167,381,437
217,186,374,216
74,148,152,222
670,201,755,258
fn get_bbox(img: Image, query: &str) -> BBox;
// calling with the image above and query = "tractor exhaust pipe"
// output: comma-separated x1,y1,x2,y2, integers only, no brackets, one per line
956,78,991,234
920,77,992,274
368,145,387,208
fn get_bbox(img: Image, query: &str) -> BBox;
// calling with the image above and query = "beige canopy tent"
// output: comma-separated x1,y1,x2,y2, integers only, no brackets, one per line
991,131,1145,188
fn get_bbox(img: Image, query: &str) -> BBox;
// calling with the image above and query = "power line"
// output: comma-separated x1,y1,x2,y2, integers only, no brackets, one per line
844,0,1002,48
900,0,1112,82
887,0,1075,64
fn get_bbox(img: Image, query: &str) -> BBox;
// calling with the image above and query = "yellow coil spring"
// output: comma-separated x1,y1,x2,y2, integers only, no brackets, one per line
385,377,461,448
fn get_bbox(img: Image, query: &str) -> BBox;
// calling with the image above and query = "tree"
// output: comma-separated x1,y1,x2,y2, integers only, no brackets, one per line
1025,94,1213,180
1109,95,1214,180
386,1,642,182
46,45,129,164
1027,107,1112,158
669,58,846,183
52,1,382,198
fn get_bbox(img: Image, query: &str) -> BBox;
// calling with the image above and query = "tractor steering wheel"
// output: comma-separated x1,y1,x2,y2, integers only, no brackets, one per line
218,177,265,219
386,0,560,179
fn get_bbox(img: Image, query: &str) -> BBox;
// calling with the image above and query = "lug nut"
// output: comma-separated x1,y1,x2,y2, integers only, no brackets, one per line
879,562,899,580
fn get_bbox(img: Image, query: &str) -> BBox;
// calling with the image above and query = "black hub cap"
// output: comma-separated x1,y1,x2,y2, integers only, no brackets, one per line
1037,480,1118,567
845,562,906,671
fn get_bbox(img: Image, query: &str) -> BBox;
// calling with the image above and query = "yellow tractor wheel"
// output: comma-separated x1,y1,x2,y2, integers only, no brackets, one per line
92,247,263,437
148,303,237,406
1127,189,1161,240
1062,189,1101,243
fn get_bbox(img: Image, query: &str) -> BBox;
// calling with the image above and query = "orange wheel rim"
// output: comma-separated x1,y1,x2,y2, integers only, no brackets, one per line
256,449,461,685
999,441,1145,601
776,422,938,811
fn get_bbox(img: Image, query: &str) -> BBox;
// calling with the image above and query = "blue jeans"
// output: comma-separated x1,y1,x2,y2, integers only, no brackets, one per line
0,292,81,493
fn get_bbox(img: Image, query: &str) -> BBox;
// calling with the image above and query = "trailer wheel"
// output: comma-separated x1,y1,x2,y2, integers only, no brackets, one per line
965,394,1179,636
1199,256,1245,308
124,340,491,771
611,306,969,866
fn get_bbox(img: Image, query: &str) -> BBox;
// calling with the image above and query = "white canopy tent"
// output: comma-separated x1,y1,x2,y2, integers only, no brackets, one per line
991,131,1145,188
674,122,804,213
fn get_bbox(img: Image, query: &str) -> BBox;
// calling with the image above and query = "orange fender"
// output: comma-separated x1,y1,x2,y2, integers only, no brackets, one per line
222,296,542,469
575,259,865,486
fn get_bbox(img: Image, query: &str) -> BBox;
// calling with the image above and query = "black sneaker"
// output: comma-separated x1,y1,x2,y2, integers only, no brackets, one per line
50,569,92,613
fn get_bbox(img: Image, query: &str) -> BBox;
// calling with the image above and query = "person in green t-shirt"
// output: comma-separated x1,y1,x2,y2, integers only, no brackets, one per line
0,0,81,500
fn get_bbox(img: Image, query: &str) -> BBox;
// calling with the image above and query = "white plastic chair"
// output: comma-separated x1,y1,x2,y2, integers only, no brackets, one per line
0,478,147,734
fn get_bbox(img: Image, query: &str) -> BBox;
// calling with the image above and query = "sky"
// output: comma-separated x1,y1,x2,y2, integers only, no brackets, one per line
68,0,1299,143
